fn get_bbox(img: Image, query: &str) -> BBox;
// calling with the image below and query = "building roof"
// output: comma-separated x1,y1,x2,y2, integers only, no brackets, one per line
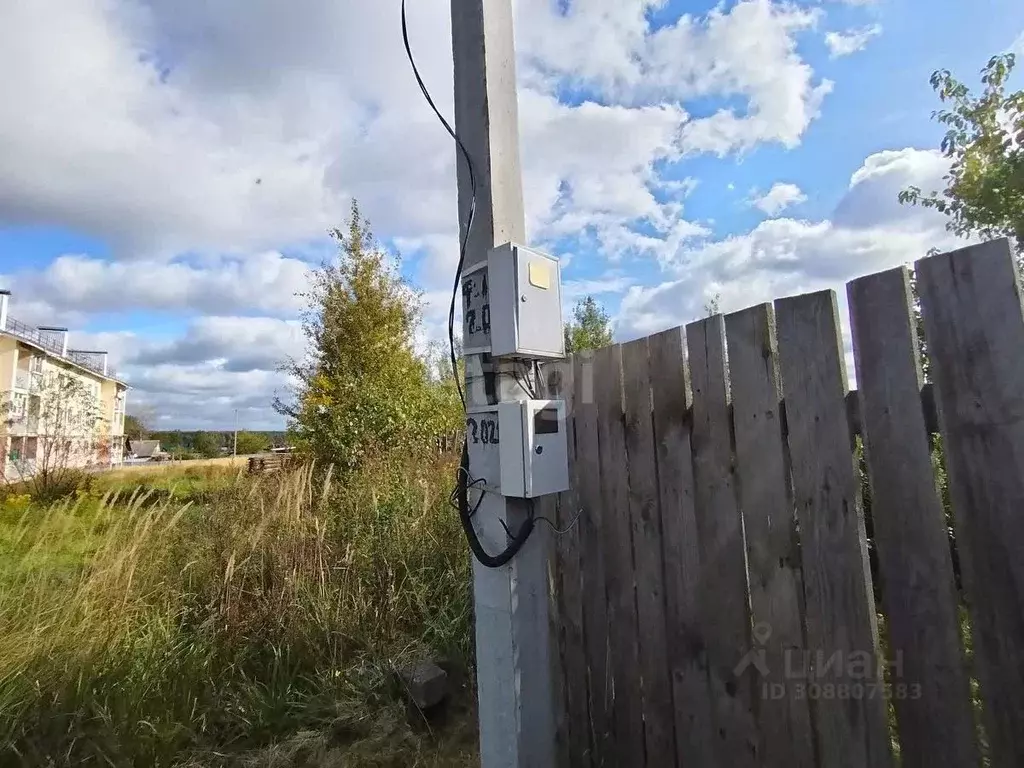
131,440,162,458
1,321,128,386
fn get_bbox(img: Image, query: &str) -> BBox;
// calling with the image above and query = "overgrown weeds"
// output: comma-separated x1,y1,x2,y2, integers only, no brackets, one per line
0,456,473,766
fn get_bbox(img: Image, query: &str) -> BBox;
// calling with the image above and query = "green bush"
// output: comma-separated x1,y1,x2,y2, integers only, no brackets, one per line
233,431,271,455
26,468,93,506
191,432,223,459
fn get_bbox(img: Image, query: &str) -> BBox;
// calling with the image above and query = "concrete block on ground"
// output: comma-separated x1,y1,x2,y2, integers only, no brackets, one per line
399,661,449,710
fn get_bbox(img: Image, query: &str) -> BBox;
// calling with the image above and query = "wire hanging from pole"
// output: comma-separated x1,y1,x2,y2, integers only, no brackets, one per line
401,0,536,568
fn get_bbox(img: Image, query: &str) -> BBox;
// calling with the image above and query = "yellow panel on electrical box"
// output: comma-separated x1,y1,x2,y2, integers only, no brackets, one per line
528,261,550,290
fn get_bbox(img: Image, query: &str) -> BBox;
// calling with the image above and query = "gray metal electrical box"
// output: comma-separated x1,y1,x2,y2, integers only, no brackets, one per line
465,400,569,499
463,243,564,359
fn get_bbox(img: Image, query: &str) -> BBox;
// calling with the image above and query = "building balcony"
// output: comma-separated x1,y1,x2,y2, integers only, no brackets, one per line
14,370,42,393
4,458,37,479
7,416,39,436
5,317,65,357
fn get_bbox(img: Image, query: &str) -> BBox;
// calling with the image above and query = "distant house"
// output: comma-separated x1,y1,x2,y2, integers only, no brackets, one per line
130,440,162,460
1,290,129,479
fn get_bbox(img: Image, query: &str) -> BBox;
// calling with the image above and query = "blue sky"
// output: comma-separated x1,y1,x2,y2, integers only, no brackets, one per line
0,0,1021,429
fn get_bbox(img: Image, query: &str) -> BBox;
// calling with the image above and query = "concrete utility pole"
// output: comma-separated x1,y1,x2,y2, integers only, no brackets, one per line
233,408,238,457
451,2,556,767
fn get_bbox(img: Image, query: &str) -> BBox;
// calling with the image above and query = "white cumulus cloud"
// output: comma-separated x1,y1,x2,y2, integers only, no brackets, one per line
0,0,832,270
0,0,913,427
825,25,883,58
0,253,312,318
72,318,303,430
750,183,808,215
617,148,958,339
517,0,832,155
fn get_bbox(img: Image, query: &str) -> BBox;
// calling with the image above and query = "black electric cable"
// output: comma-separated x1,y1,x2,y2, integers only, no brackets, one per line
450,467,486,518
534,505,585,536
511,369,533,399
402,0,535,568
514,362,538,399
457,443,535,568
400,0,471,411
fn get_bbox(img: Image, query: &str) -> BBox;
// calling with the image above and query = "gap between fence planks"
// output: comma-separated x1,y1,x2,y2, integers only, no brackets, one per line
725,303,815,768
917,239,1024,767
848,266,980,768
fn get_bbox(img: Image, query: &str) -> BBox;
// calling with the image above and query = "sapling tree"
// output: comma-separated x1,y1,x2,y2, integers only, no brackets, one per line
2,371,106,499
275,201,448,471
900,53,1024,262
563,295,614,354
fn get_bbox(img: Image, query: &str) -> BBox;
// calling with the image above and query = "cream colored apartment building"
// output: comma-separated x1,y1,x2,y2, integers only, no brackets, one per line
0,290,128,480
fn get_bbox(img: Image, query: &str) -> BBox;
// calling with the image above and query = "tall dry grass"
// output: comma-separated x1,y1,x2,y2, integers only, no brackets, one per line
0,456,473,766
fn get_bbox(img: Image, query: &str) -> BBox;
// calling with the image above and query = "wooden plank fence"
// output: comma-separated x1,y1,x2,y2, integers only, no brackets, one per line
545,239,1024,768
246,453,296,474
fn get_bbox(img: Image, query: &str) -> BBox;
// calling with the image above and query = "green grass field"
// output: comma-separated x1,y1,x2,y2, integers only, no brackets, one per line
0,458,477,767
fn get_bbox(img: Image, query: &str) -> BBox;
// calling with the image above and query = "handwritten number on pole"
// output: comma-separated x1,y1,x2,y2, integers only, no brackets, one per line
465,305,491,336
466,417,500,445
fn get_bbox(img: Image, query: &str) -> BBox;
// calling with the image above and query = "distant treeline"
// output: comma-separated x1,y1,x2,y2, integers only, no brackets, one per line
141,431,289,457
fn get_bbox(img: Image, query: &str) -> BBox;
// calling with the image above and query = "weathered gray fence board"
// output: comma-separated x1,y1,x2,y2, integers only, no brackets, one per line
546,359,591,767
686,315,760,768
621,337,676,764
548,498,570,768
848,266,980,768
725,304,815,768
573,351,612,764
593,343,646,764
916,239,1024,767
543,361,570,768
775,290,892,768
648,326,717,768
